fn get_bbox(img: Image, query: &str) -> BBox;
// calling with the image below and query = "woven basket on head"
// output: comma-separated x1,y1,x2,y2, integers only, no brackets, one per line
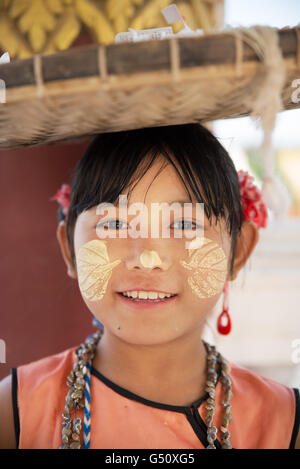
0,25,299,150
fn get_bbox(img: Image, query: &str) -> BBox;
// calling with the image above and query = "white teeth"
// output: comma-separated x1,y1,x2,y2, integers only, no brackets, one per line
148,292,158,299
121,291,174,300
130,291,138,298
138,291,148,299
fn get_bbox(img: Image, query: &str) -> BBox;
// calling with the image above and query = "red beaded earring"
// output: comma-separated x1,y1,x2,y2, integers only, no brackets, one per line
217,281,231,335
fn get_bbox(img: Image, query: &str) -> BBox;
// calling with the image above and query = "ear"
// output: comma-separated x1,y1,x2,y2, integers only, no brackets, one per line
56,220,77,279
229,220,259,281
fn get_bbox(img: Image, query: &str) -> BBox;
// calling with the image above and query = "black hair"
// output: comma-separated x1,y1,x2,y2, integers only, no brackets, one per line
64,124,244,276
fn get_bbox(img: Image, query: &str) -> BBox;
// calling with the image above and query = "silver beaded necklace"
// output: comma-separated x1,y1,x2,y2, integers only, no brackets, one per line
60,330,233,449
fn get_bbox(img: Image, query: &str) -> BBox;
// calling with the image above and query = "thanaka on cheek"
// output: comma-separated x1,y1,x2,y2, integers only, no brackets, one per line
77,239,121,302
180,237,227,298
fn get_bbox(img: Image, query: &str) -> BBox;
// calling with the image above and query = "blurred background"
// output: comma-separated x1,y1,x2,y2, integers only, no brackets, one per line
0,0,299,388
207,0,300,388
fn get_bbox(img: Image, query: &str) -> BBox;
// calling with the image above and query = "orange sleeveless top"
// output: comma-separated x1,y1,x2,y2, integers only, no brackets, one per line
11,345,299,449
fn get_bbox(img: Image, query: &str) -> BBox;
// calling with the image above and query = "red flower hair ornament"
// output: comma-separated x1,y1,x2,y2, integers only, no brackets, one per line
50,184,71,216
51,170,268,229
238,170,268,229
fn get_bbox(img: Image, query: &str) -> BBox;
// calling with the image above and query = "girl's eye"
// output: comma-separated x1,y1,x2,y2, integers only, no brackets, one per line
97,219,128,230
171,220,201,230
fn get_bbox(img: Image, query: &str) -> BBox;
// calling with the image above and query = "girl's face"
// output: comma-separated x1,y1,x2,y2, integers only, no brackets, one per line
73,157,232,346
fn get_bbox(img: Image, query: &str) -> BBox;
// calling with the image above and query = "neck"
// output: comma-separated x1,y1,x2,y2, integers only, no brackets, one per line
92,327,208,407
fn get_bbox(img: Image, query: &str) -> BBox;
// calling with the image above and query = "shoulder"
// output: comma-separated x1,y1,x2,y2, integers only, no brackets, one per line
227,360,300,448
228,360,296,403
2,346,78,449
18,345,77,372
17,345,77,393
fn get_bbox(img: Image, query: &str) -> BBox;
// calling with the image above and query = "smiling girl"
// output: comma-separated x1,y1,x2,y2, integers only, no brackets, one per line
0,124,299,449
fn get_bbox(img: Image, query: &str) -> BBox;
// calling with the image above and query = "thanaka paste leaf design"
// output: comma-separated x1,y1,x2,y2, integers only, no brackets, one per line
77,239,121,302
180,237,227,298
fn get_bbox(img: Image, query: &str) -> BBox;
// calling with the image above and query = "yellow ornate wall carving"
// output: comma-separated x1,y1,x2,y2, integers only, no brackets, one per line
0,0,224,59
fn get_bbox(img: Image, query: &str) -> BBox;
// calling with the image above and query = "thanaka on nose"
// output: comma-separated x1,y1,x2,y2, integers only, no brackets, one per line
140,250,162,269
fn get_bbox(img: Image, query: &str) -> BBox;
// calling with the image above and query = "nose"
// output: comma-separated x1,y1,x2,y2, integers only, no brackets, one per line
125,247,171,272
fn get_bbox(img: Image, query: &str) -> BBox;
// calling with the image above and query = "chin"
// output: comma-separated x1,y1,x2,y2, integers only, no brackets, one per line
107,323,187,347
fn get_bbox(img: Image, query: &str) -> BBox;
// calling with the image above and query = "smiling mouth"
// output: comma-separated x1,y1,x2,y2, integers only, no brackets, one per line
117,291,177,302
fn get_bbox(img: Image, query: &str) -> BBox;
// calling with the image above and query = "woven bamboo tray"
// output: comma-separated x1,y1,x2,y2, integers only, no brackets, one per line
0,26,299,149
